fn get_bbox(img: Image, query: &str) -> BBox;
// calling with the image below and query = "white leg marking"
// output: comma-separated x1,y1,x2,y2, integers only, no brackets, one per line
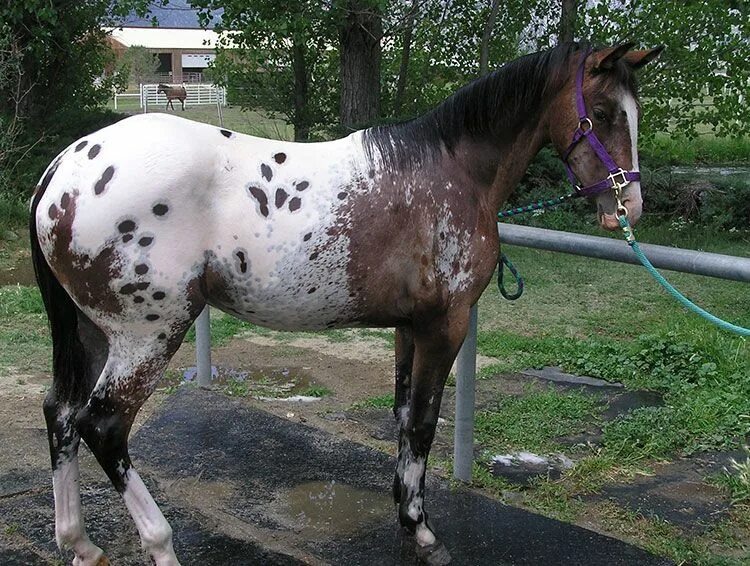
416,522,437,546
404,456,425,521
53,459,105,566
122,469,180,566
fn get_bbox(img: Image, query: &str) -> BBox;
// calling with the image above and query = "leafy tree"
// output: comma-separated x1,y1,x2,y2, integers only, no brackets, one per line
117,45,161,88
582,0,750,139
194,0,339,140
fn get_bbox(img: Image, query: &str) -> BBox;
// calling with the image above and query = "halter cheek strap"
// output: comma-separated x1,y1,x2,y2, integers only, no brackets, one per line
562,48,640,198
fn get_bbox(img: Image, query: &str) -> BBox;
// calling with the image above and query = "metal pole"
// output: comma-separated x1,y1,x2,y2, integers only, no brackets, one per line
454,304,478,482
195,307,212,386
498,223,750,283
192,99,224,387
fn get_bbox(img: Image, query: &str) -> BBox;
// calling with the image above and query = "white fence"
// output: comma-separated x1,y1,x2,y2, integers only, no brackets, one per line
113,83,227,110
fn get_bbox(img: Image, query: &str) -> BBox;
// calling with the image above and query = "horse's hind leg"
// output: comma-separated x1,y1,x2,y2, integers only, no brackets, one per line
393,326,414,504
76,331,189,566
396,309,470,565
44,310,108,566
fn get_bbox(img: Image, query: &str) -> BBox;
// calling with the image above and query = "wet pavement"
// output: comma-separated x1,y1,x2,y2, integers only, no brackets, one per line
0,388,672,565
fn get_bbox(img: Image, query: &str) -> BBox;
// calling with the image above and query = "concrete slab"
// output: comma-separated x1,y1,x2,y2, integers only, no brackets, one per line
0,388,673,565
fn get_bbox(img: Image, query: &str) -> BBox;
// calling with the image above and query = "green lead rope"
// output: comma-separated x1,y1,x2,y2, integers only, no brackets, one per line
498,252,524,300
497,192,576,219
618,215,750,337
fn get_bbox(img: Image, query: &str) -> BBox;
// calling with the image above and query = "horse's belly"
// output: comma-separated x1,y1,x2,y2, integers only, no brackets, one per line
206,225,356,331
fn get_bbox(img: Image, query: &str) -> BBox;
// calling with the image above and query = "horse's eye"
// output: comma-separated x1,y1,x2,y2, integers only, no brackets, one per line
593,108,608,123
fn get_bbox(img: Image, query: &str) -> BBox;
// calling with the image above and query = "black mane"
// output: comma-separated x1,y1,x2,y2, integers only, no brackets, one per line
364,41,614,171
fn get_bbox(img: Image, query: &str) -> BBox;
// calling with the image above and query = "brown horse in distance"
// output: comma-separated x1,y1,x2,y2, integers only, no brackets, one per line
156,83,187,111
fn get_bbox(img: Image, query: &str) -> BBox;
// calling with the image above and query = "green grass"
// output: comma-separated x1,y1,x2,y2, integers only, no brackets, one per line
475,388,602,453
0,285,50,374
352,393,395,410
641,133,750,165
106,98,295,140
300,385,332,398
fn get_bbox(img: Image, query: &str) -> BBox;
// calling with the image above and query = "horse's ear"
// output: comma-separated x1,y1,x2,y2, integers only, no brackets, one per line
623,46,665,69
592,42,636,71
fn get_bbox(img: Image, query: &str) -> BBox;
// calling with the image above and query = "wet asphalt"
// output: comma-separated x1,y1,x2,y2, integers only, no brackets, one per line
0,388,673,565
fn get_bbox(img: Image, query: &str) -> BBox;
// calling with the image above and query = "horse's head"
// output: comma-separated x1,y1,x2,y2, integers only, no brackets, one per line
548,43,663,231
157,84,168,93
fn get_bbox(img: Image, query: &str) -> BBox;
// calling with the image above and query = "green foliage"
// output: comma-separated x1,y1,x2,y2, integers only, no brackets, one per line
116,45,160,88
475,388,602,452
585,0,750,139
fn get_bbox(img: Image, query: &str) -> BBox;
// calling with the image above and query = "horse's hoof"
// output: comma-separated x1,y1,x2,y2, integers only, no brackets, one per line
416,541,452,565
95,556,110,566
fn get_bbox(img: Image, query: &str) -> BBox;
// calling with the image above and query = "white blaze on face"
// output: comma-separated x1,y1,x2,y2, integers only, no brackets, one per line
621,91,643,221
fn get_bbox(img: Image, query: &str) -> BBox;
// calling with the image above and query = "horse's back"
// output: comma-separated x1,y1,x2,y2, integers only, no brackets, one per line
33,114,373,332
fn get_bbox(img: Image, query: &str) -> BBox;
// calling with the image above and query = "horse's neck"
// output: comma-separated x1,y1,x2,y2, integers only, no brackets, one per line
449,122,549,214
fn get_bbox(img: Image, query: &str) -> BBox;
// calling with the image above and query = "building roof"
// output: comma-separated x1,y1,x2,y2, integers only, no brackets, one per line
117,0,222,29
108,26,224,50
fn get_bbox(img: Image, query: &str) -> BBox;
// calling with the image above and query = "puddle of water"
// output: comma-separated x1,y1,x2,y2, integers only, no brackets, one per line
179,365,316,398
282,480,392,537
0,257,35,286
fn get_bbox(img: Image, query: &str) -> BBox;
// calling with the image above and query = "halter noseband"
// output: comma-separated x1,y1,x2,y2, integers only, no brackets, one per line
562,48,640,209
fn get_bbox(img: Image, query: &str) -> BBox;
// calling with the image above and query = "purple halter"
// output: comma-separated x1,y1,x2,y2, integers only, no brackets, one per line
562,49,640,198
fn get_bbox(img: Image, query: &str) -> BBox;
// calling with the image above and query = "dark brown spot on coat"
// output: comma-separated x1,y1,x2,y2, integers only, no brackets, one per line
295,181,309,191
152,291,166,300
138,236,153,247
337,192,348,200
42,193,124,315
122,234,133,243
152,203,169,216
261,163,273,181
94,166,115,195
87,144,101,159
48,204,58,219
288,197,301,212
60,193,70,209
145,314,160,321
274,152,286,164
248,186,269,217
118,220,136,233
120,283,137,294
135,281,150,291
158,333,167,340
303,232,312,241
135,264,149,275
275,188,288,208
220,129,232,138
75,141,88,152
133,296,145,304
235,251,247,273
309,251,319,260
308,287,317,293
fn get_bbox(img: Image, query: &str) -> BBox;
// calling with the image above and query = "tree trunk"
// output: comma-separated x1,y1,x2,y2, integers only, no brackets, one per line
339,0,382,130
393,0,418,116
291,37,310,142
479,0,502,76
559,0,577,44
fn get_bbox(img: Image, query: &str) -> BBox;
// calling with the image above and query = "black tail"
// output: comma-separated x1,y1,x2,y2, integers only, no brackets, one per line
30,163,90,403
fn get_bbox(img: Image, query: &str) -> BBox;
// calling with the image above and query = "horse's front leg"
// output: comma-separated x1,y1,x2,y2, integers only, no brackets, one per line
393,326,415,504
396,309,470,565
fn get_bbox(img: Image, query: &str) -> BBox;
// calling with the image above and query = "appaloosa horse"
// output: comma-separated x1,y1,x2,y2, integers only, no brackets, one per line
31,41,661,565
156,83,187,111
